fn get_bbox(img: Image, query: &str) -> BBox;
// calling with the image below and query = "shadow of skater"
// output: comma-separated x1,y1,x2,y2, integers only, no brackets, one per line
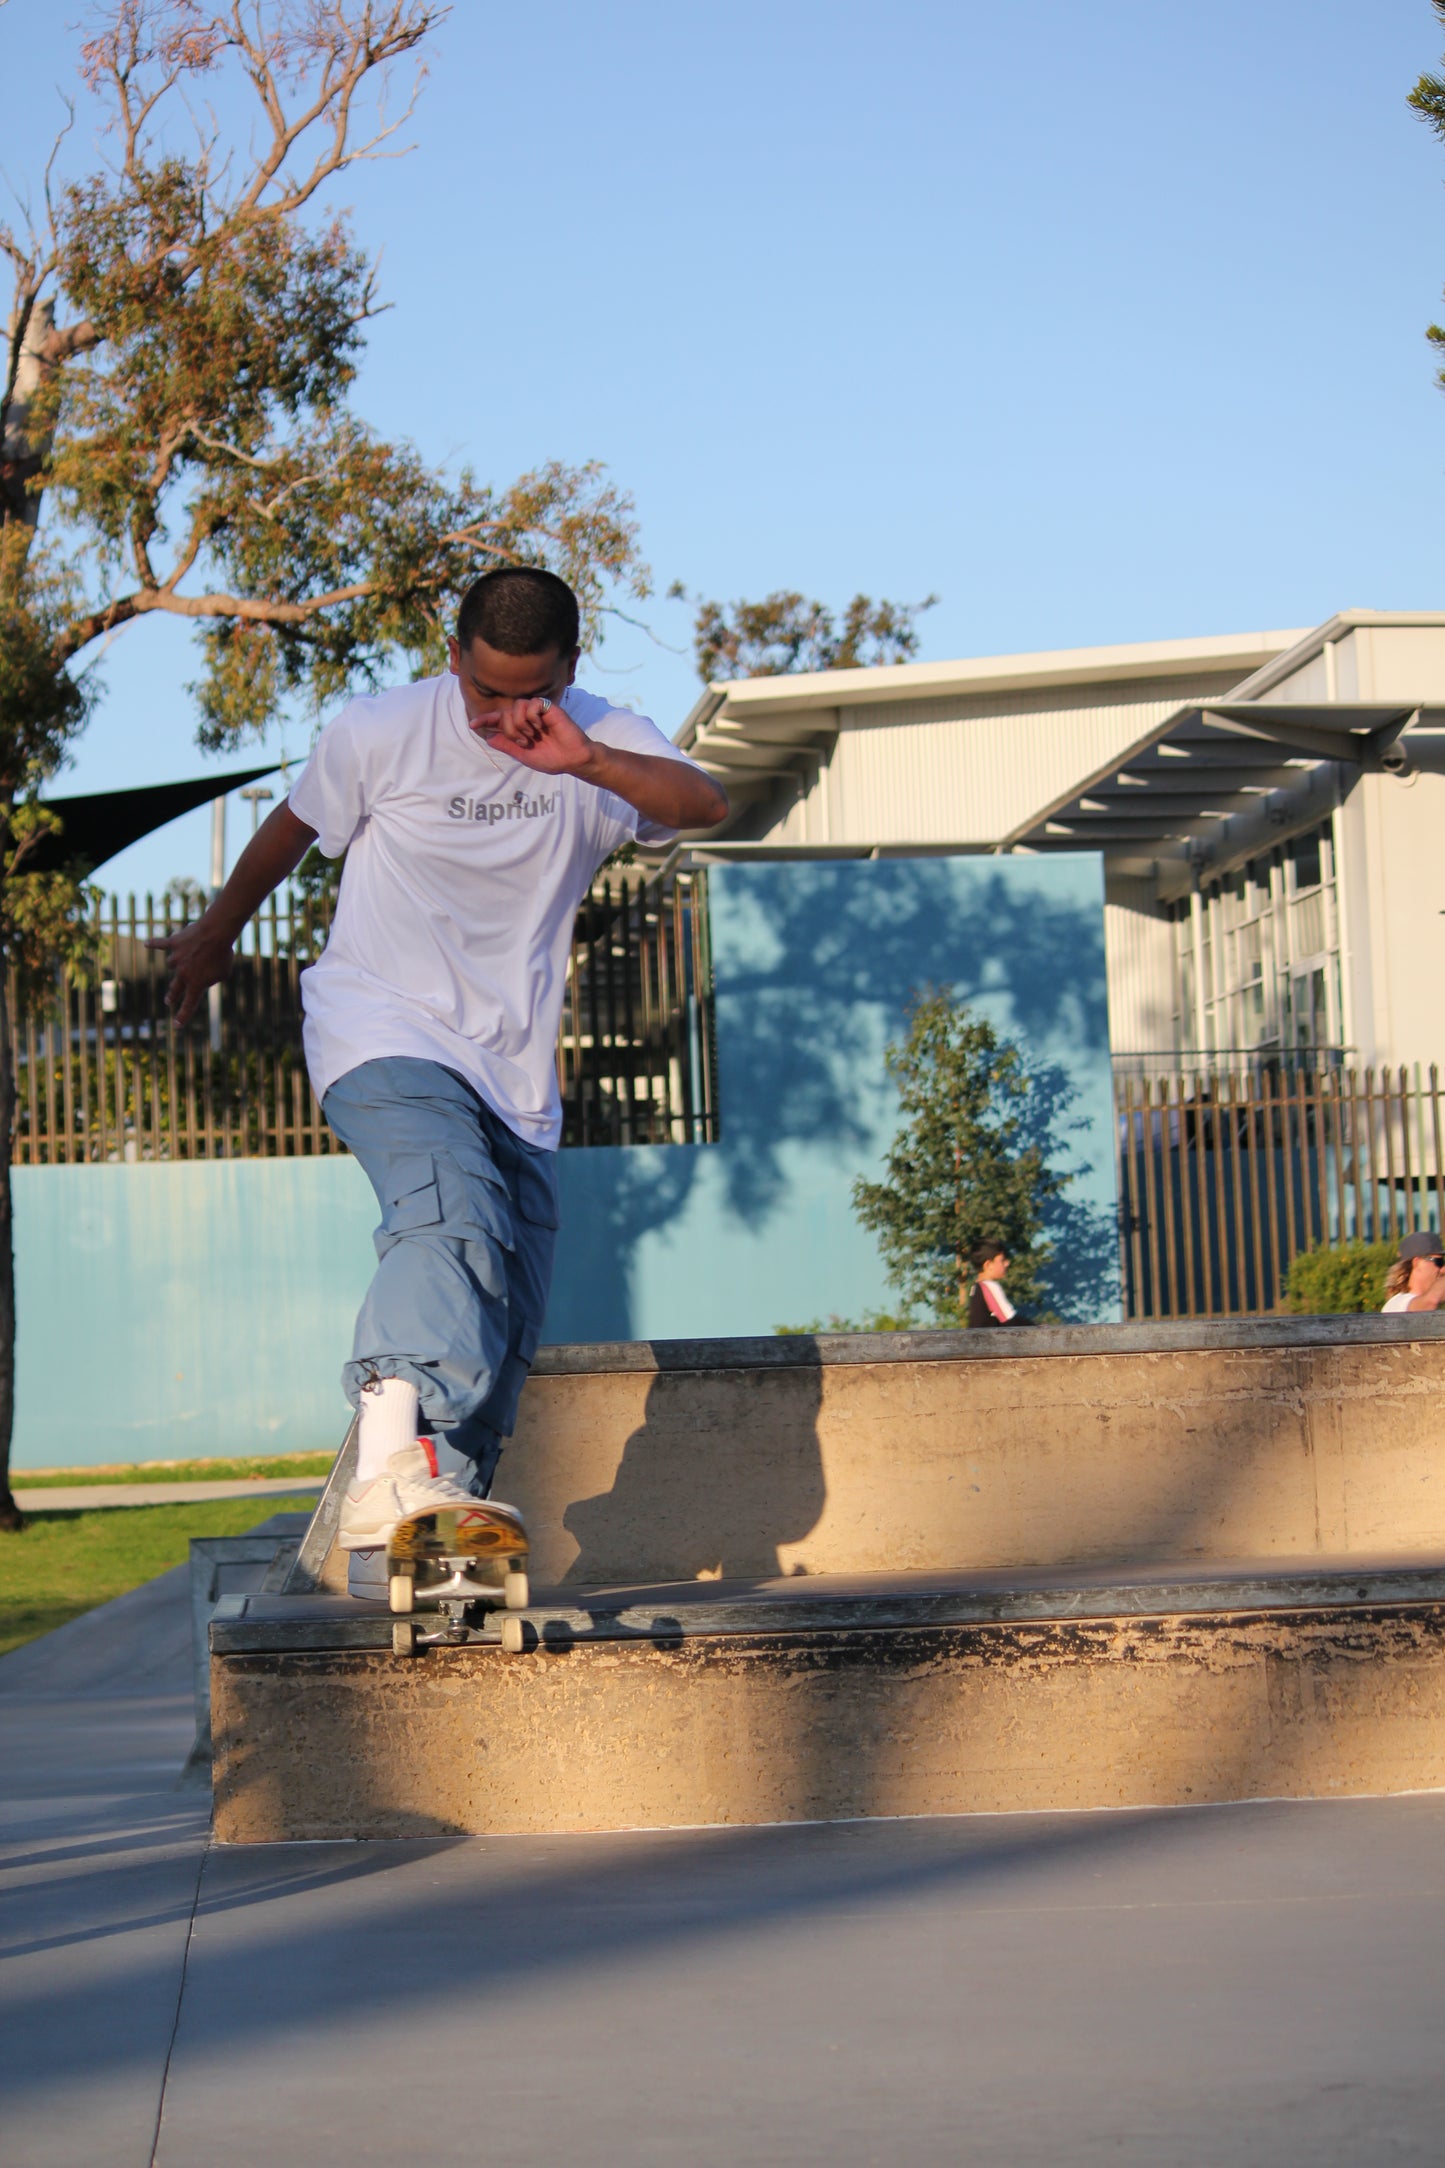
561,1358,826,1586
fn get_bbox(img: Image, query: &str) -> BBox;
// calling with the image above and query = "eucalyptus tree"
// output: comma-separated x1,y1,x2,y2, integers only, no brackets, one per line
0,1,648,1527
680,586,936,682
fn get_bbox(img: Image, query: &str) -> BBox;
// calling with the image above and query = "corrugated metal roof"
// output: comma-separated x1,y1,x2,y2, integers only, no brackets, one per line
674,615,1445,876
825,691,1238,847
678,630,1306,831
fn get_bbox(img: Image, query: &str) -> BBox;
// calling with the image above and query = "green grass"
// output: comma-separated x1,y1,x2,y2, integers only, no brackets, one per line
15,1450,335,1488
0,1494,318,1658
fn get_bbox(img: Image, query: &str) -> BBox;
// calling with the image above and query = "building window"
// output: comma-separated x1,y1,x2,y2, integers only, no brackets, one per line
1169,821,1342,1061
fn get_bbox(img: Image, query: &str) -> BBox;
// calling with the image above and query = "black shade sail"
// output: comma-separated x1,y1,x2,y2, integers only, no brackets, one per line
24,764,281,876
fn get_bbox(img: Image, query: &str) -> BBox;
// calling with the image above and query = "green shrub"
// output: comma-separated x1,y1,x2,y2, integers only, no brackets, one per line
1283,1239,1395,1315
774,1308,925,1335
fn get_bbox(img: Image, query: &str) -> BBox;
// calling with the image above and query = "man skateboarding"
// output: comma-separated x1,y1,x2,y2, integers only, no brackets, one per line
153,567,728,1564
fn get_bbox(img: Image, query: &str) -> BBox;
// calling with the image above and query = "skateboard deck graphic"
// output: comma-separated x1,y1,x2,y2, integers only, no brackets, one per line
386,1502,530,1656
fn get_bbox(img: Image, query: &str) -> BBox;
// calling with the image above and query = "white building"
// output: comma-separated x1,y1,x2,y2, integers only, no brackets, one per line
676,611,1445,1075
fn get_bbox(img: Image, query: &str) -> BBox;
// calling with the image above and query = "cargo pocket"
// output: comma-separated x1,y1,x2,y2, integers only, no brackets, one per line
382,1156,442,1234
434,1148,515,1251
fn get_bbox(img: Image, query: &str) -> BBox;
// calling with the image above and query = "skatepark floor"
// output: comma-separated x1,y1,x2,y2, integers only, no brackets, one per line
4,1570,1445,2166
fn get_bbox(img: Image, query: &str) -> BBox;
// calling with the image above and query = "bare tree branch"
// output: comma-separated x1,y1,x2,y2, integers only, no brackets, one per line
78,2,445,240
183,431,322,516
41,98,79,238
57,574,390,658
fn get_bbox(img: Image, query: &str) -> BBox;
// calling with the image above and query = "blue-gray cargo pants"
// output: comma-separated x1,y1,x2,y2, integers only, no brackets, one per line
322,1057,559,1495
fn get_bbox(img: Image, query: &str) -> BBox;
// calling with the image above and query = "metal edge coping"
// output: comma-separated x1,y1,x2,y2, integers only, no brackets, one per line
529,1314,1445,1376
210,1567,1445,1655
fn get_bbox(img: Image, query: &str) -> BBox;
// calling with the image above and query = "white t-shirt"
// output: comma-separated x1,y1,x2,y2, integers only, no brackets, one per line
287,673,704,1147
1382,1293,1416,1312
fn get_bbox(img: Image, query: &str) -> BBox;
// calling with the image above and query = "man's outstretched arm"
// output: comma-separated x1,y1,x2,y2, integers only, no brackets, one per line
567,738,729,830
146,801,319,1026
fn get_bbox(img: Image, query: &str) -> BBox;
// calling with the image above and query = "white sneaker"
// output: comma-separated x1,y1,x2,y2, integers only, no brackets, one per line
337,1443,482,1551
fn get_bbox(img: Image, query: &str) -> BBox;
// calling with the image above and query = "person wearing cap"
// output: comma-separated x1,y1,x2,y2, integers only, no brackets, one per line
1381,1230,1445,1312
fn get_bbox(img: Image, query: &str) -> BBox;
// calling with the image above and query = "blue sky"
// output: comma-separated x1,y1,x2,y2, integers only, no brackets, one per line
4,0,1444,896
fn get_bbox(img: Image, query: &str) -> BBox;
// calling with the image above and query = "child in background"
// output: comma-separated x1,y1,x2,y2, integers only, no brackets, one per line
965,1241,1020,1328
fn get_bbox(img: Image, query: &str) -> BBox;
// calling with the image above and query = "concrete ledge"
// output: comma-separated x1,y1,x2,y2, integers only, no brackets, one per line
212,1589,1445,1840
503,1322,1445,1584
210,1558,1445,1654
532,1314,1445,1373
213,1323,1445,1841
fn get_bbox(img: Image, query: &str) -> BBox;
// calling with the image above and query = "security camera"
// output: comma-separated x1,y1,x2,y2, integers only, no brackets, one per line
1380,744,1413,777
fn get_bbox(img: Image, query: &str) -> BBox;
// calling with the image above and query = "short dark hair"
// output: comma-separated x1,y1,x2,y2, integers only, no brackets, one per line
969,1239,1007,1272
456,568,579,658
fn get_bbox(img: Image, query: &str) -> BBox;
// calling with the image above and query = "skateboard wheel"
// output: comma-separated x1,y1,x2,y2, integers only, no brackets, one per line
499,1614,525,1655
392,1620,416,1658
388,1574,414,1615
503,1571,529,1611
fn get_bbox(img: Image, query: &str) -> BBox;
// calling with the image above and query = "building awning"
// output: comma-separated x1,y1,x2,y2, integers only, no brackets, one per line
1001,702,1438,890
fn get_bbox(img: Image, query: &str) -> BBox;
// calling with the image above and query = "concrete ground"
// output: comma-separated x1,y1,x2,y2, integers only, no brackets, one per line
3,1575,1445,2166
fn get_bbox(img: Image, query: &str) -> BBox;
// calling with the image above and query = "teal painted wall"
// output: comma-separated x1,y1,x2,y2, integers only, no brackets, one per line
13,854,1115,1468
16,1157,378,1467
548,856,1117,1340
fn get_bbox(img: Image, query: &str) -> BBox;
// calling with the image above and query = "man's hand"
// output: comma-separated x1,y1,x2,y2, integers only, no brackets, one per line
148,916,239,1028
472,695,597,777
146,801,317,1025
473,697,729,831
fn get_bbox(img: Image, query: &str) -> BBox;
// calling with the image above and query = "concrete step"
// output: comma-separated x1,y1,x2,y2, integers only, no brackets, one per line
497,1316,1445,1584
212,1322,1445,1844
211,1556,1445,1842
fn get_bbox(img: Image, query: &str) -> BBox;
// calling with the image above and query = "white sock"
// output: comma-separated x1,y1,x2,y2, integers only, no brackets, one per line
355,1377,421,1483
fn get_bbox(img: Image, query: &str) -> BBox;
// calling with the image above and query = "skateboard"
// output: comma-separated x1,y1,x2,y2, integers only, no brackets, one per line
386,1500,530,1658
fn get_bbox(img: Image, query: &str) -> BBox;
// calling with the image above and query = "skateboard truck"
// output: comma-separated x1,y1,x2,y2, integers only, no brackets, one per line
386,1505,530,1659
393,1598,528,1658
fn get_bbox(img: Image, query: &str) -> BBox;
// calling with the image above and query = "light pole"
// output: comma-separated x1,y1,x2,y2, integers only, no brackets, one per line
208,793,227,1053
240,785,274,836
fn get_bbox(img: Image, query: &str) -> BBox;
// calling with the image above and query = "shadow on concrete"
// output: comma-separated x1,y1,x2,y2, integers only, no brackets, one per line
561,1362,826,1584
8,1788,1445,2110
2,1823,420,1963
1,1802,207,1878
12,1332,1444,2125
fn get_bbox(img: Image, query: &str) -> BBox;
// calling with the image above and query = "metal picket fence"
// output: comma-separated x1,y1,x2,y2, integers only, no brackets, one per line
1114,1063,1445,1319
8,866,717,1163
